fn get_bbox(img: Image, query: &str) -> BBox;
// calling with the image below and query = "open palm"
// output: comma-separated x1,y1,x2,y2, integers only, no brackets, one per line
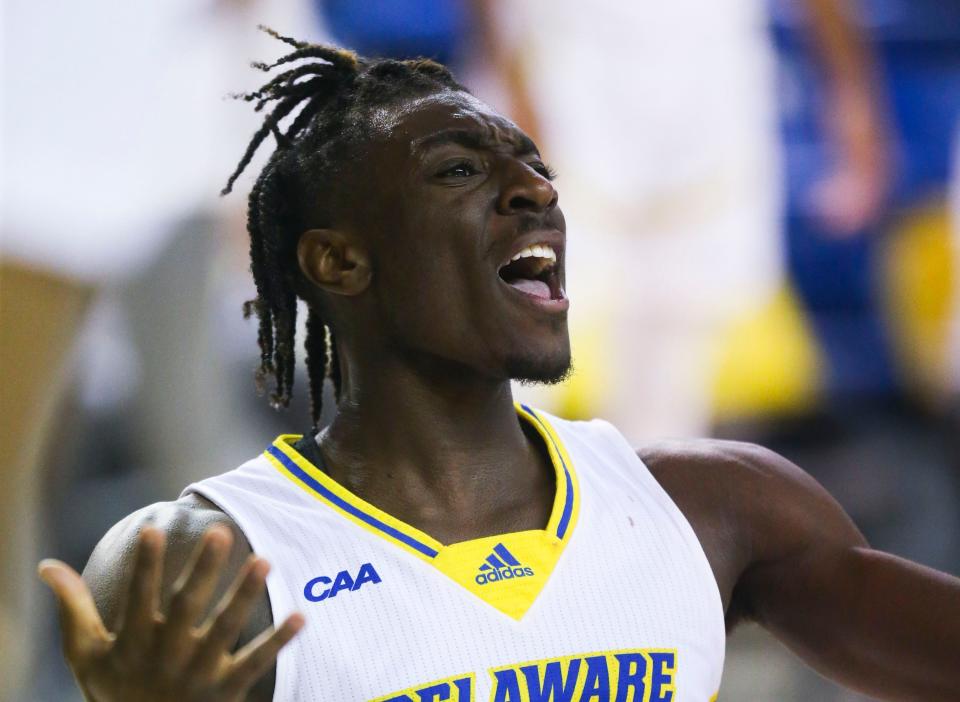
39,526,303,702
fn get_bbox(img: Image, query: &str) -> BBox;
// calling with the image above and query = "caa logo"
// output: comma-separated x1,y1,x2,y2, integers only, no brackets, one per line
303,562,381,602
475,543,534,586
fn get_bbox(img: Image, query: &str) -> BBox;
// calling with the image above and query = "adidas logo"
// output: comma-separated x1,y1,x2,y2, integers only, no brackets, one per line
474,543,534,586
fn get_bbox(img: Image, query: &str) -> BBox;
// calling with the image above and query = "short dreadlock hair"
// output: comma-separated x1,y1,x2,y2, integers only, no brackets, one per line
222,27,465,431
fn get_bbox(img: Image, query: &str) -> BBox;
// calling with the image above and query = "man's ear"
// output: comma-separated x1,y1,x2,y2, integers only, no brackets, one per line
297,229,372,296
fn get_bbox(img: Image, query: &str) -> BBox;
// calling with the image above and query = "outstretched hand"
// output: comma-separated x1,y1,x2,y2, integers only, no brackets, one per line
39,525,304,702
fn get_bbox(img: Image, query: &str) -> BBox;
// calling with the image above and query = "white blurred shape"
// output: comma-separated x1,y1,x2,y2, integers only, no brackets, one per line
1,0,318,282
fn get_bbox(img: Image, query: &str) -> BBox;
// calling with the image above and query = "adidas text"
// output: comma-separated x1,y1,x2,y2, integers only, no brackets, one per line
475,565,534,585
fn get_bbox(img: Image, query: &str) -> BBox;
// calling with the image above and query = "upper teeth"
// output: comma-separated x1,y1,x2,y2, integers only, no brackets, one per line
510,244,557,263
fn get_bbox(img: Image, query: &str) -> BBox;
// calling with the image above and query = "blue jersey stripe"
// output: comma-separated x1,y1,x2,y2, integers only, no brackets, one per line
556,464,575,540
267,445,439,559
522,405,575,541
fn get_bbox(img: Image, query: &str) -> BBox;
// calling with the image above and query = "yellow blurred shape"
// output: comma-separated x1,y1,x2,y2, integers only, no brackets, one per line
525,308,613,422
711,286,822,421
555,313,613,420
883,203,955,402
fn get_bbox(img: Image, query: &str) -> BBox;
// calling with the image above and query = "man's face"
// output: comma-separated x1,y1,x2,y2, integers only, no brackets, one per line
349,90,570,383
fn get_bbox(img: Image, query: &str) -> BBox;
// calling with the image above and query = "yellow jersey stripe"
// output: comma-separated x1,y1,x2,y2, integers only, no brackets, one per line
265,404,579,562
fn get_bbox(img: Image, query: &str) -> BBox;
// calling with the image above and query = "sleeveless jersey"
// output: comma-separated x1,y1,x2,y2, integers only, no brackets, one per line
183,405,726,701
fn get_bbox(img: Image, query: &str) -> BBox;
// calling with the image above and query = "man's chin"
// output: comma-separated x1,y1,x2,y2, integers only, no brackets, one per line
506,353,573,387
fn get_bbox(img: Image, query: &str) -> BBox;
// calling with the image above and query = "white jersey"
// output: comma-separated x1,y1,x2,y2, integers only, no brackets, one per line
184,405,725,701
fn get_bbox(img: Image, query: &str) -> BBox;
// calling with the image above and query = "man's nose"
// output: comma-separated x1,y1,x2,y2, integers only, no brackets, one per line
496,161,558,215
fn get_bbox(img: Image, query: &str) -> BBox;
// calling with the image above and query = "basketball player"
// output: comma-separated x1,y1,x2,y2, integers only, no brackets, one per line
39,34,960,701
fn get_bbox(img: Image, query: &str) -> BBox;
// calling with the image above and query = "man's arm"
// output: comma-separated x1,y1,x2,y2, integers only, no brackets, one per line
40,494,298,701
82,495,270,644
728,444,960,700
643,441,960,701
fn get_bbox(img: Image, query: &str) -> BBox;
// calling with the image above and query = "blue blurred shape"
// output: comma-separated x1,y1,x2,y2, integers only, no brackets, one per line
317,0,471,65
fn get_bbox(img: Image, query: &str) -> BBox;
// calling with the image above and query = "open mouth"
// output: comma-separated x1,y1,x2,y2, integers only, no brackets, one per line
497,244,564,301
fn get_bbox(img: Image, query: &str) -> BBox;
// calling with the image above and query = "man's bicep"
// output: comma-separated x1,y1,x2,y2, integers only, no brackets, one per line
729,443,868,621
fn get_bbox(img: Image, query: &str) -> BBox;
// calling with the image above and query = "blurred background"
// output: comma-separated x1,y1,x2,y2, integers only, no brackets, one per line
1,0,958,699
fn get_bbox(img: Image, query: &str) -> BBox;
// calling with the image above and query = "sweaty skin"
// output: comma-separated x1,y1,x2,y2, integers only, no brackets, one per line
52,91,960,701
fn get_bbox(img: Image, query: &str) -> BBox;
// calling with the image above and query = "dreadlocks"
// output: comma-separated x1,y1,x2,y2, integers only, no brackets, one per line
223,27,464,431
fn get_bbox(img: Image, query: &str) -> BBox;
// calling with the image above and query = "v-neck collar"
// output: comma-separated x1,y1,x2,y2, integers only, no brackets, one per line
263,403,580,619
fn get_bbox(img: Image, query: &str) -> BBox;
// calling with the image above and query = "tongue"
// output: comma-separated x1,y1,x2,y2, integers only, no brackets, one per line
509,278,551,299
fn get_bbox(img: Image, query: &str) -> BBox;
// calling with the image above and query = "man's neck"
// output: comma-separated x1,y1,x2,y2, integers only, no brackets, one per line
316,353,553,542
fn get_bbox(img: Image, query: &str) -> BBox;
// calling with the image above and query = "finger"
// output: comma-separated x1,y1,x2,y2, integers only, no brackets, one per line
114,527,165,662
157,525,232,669
188,556,270,680
221,613,304,697
38,560,112,665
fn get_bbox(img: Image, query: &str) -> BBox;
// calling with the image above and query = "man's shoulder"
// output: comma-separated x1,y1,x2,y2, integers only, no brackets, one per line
635,438,868,619
638,437,782,471
637,437,813,500
80,494,277,700
636,437,848,536
88,494,243,561
82,494,252,628
639,437,865,577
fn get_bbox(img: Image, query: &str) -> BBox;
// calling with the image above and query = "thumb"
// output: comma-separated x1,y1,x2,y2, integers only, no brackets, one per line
39,559,111,664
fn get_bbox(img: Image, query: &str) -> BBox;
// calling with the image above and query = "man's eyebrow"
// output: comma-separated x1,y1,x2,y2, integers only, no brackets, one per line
414,128,539,156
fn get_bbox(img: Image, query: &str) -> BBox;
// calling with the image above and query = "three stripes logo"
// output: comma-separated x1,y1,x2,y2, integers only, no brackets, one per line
474,543,535,586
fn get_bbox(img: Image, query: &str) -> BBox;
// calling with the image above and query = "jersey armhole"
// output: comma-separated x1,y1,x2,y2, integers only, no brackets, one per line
587,419,728,685
184,481,296,701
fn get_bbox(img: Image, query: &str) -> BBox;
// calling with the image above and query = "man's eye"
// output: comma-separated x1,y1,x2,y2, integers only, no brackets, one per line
530,161,558,181
439,161,478,178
